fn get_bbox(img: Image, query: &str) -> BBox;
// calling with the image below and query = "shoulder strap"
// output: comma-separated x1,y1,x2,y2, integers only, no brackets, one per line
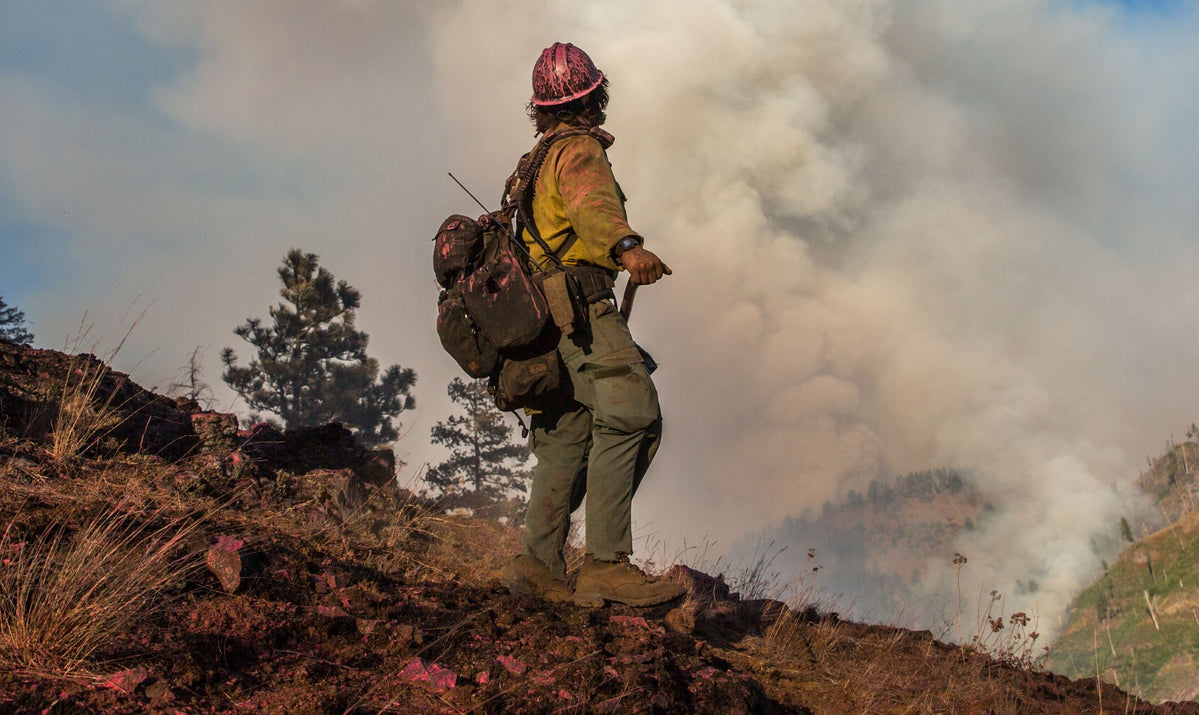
507,127,612,267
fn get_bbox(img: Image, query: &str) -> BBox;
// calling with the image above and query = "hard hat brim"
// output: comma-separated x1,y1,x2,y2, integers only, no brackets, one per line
530,71,604,107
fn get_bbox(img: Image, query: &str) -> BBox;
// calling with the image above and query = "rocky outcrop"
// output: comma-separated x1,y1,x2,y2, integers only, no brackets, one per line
0,339,200,459
0,340,399,517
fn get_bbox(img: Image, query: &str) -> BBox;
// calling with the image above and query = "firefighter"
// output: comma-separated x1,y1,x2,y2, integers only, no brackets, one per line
501,42,685,607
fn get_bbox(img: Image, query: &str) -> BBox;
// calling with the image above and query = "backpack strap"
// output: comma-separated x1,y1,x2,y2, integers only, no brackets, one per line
506,127,612,269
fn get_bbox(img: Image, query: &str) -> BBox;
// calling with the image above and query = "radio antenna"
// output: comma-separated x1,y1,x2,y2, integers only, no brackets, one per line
448,172,492,214
446,172,553,272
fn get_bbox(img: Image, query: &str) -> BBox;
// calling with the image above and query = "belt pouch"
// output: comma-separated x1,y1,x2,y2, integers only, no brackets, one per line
537,269,580,338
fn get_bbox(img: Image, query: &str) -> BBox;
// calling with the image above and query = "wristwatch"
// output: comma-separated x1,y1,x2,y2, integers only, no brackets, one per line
611,236,643,263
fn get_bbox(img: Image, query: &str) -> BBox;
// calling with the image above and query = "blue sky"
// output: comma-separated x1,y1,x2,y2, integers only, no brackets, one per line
1115,0,1178,9
0,2,186,308
0,2,187,110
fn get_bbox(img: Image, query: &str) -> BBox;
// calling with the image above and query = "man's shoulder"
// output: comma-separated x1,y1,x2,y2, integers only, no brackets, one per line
546,129,614,166
543,126,614,151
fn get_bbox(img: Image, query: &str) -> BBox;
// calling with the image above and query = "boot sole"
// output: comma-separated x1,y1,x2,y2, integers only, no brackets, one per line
502,576,573,602
571,588,685,608
502,578,537,598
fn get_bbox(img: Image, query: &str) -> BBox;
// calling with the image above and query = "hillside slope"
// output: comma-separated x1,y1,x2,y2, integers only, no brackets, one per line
741,468,991,627
0,339,1191,713
1047,439,1199,705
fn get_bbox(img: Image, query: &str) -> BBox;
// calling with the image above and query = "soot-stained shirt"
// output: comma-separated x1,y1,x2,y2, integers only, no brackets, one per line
521,123,640,272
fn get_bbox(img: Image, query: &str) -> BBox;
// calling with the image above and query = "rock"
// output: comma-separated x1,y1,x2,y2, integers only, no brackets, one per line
664,563,733,603
309,468,365,522
393,623,422,645
358,448,396,487
666,600,701,635
2,456,39,474
190,412,239,451
143,678,172,701
205,536,244,593
0,341,201,458
311,571,345,593
400,657,457,693
609,615,665,634
496,655,527,675
98,667,148,693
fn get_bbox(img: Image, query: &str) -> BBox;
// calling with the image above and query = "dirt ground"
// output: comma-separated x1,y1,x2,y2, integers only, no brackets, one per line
2,339,1197,714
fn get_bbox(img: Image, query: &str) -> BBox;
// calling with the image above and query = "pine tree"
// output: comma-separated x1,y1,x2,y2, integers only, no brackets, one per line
0,294,34,345
426,377,532,504
1120,516,1135,544
222,249,415,445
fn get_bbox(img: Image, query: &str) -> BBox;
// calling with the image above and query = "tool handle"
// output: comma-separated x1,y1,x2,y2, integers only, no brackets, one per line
619,280,638,322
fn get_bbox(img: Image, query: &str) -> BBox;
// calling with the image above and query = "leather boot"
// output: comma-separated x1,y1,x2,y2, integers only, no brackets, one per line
572,557,686,608
501,554,573,602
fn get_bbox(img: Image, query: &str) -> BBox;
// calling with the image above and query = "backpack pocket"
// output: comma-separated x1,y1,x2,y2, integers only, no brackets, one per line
436,286,500,378
494,347,568,412
462,234,551,350
433,214,484,289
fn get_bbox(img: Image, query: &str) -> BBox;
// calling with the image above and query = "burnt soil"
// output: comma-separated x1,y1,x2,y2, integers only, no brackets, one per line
1,339,1197,714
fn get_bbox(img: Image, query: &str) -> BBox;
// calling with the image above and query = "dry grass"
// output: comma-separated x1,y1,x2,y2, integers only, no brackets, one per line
419,509,524,586
691,546,1075,714
49,312,146,464
967,589,1044,669
0,503,201,675
255,466,514,586
757,548,842,652
636,535,783,599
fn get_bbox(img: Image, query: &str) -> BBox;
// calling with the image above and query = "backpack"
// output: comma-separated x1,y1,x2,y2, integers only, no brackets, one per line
434,128,602,408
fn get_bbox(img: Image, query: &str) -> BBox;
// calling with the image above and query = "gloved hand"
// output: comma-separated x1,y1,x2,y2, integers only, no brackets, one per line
620,246,672,285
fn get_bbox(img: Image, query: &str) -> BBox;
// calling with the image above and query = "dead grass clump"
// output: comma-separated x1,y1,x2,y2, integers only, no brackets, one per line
0,504,200,675
278,471,514,583
762,549,843,654
414,508,523,586
49,353,119,463
735,542,791,601
49,313,146,464
968,589,1044,669
951,555,1044,670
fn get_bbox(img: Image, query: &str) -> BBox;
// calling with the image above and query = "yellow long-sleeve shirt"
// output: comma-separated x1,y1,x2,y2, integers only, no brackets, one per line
520,124,640,272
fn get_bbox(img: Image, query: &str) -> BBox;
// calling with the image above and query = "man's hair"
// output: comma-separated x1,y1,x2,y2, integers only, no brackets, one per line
526,77,610,135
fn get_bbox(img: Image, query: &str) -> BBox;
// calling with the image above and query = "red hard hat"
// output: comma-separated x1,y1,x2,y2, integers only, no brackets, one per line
531,42,604,107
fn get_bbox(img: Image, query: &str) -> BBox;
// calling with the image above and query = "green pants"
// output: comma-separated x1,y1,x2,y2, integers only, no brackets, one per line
522,299,662,579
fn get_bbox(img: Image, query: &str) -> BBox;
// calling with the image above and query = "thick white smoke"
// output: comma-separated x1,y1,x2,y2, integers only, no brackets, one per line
8,0,1198,639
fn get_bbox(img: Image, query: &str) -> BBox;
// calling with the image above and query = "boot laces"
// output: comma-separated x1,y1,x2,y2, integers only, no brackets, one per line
588,555,651,582
614,557,650,582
